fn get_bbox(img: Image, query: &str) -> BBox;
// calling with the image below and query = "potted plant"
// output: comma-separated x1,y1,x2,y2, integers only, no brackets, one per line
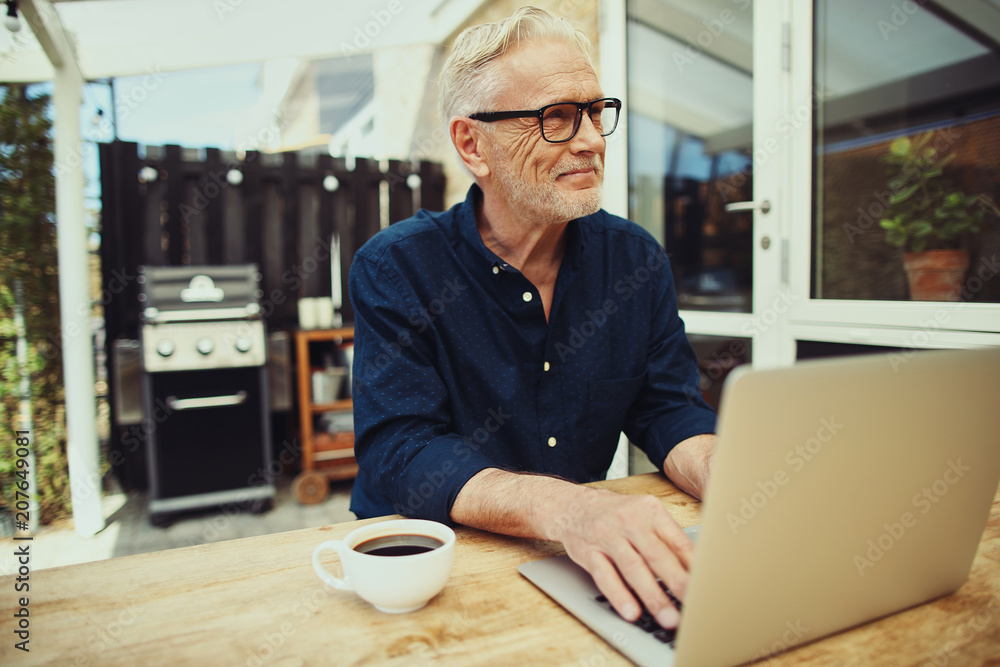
877,131,996,301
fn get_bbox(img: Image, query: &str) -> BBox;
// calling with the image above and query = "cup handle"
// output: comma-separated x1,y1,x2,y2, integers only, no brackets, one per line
312,540,353,590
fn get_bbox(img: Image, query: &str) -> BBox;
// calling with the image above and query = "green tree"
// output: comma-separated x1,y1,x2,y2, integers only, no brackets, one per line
0,83,71,525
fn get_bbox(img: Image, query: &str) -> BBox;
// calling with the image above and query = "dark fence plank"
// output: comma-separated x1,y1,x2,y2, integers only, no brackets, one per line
316,154,335,301
183,175,207,266
299,176,323,300
204,148,226,264
163,145,185,266
222,158,245,266
120,142,144,334
387,159,414,225
330,157,355,323
261,174,287,323
242,150,264,275
351,158,383,256
282,152,301,311
420,160,446,213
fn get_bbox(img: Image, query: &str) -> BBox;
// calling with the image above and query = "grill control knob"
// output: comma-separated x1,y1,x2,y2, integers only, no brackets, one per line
156,340,175,357
196,337,215,356
235,337,253,353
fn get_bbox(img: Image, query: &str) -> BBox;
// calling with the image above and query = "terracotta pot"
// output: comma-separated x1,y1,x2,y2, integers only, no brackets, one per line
902,250,970,301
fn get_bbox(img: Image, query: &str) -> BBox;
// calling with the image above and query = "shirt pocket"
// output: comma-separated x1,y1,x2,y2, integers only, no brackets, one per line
581,373,647,475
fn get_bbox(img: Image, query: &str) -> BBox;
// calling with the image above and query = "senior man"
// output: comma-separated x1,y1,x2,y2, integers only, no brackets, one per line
348,6,717,630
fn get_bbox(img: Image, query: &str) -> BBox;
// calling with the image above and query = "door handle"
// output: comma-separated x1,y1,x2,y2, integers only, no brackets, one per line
724,200,771,214
166,391,248,411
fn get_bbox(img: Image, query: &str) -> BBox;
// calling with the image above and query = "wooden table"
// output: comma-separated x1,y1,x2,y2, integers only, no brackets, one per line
3,474,999,666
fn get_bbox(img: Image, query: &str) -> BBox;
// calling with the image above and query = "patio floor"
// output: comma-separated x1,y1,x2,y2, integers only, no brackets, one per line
0,474,355,574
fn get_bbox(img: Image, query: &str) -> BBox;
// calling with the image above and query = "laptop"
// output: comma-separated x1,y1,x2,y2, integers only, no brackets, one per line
519,347,1000,666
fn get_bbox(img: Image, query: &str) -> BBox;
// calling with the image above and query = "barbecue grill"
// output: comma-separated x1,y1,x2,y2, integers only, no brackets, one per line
138,264,275,526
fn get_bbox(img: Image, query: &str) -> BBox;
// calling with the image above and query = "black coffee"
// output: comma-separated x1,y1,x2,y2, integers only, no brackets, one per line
354,534,444,557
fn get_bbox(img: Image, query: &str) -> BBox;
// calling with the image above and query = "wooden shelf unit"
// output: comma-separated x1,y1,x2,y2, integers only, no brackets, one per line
293,327,357,503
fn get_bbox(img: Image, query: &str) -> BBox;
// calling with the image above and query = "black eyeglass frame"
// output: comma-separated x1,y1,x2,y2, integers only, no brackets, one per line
469,97,622,144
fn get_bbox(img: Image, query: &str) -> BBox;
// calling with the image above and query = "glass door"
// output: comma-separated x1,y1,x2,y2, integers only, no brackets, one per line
625,0,793,403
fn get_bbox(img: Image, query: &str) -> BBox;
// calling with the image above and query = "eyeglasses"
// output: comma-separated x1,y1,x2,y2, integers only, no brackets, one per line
469,97,622,143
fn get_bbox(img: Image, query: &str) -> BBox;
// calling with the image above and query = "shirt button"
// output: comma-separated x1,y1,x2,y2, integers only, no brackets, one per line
547,437,557,447
522,291,533,302
543,361,551,372
492,266,500,275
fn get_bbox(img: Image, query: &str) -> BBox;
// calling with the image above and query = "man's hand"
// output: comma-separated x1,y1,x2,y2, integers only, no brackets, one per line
552,487,694,629
450,468,695,628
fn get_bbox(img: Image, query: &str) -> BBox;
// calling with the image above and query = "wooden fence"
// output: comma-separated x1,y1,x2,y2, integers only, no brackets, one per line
99,142,446,342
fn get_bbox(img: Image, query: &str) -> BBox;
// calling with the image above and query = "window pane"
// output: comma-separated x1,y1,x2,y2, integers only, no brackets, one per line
813,0,1000,303
627,3,754,312
689,334,751,412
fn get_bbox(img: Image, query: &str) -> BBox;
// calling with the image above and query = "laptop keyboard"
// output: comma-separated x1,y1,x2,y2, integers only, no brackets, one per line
593,581,680,645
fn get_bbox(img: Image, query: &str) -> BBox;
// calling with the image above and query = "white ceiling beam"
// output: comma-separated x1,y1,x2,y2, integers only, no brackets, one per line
0,45,55,81
21,0,75,70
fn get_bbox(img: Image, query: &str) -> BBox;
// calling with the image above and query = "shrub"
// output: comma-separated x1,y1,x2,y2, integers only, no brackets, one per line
0,84,71,525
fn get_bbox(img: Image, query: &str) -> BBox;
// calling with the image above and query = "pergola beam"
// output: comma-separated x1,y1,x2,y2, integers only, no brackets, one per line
22,0,105,538
19,0,65,67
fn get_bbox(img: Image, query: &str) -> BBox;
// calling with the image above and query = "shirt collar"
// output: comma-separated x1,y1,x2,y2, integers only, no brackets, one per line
456,184,509,272
456,184,588,274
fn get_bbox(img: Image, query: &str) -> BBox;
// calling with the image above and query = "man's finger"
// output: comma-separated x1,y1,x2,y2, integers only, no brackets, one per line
604,539,683,630
658,522,696,570
583,551,643,623
618,543,684,628
649,520,695,599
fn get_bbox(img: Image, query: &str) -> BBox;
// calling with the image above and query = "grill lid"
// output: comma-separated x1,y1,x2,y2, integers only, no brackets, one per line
139,265,261,321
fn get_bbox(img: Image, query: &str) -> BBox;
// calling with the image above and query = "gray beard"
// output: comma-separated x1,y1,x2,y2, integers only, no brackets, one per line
491,155,603,226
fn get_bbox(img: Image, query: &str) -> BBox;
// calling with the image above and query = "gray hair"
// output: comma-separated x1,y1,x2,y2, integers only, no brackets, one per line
437,6,594,124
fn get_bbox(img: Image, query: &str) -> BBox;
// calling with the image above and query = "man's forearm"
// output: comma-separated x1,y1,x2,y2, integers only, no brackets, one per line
663,433,716,500
449,468,594,539
452,435,717,537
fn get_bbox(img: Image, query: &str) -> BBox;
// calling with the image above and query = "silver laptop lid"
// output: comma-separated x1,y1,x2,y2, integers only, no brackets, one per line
676,347,1000,666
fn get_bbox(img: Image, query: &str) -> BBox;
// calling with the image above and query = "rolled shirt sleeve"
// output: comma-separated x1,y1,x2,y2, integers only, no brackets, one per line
623,246,717,469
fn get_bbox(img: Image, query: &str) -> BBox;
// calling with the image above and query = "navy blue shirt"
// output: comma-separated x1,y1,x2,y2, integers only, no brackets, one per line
348,185,716,523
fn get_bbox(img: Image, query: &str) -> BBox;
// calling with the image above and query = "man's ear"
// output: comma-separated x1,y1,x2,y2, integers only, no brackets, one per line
450,117,491,179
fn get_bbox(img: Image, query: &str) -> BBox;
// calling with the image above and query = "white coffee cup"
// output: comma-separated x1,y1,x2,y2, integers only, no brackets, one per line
312,519,456,613
297,298,318,329
315,296,334,329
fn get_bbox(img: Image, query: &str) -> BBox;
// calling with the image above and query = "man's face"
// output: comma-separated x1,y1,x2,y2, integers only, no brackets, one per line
480,39,607,225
